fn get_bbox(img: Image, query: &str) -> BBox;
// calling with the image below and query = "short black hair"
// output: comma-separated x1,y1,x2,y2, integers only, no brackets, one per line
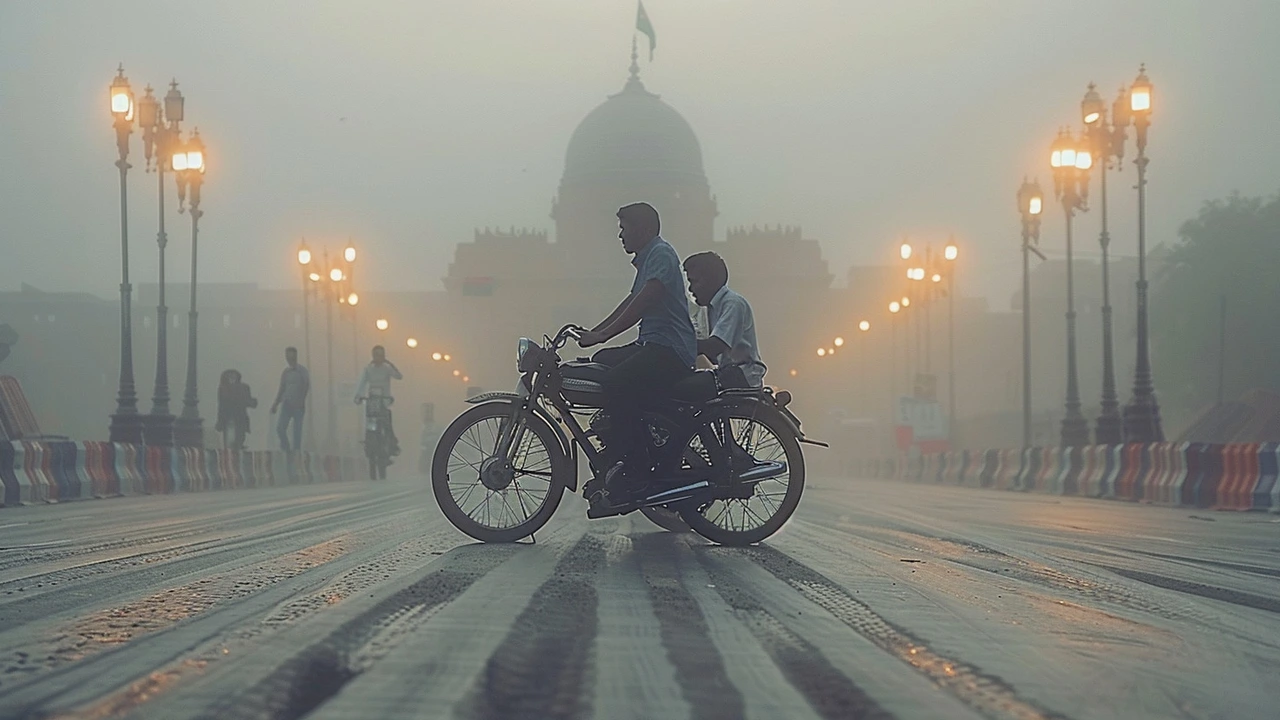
286,346,298,354
617,202,660,235
683,251,728,287
373,345,385,353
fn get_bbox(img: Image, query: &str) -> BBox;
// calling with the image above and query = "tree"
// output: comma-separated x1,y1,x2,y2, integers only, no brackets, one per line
1151,192,1280,421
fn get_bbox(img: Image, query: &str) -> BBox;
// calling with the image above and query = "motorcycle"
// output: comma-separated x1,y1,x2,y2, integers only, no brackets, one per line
361,395,394,480
430,325,824,546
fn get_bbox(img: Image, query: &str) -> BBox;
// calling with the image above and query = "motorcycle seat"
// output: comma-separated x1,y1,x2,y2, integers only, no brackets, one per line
561,362,608,395
668,370,718,403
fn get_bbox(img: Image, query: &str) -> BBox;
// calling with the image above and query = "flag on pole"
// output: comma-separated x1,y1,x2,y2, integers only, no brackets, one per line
636,1,656,61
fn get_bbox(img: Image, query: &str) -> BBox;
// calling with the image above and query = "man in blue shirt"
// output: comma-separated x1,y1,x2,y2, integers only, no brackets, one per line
577,202,697,517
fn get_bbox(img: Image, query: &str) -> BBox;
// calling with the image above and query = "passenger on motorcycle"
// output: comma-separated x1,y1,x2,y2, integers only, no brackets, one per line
683,251,767,389
575,202,697,518
354,345,403,456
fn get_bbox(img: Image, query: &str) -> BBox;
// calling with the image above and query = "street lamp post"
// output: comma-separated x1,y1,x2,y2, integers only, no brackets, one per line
173,130,207,447
942,239,958,443
138,80,185,446
108,66,143,444
297,241,316,451
889,301,901,432
1082,83,1126,444
1050,128,1092,447
1121,65,1164,442
1018,179,1045,449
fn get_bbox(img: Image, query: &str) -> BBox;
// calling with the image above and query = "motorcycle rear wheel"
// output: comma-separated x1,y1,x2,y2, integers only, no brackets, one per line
432,402,568,543
679,405,805,546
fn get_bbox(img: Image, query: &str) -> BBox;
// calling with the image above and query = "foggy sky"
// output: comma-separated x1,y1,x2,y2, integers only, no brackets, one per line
2,0,1279,306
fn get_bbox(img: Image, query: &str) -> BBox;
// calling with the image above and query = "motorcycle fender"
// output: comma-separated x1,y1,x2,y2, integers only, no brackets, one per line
464,393,578,491
706,395,812,445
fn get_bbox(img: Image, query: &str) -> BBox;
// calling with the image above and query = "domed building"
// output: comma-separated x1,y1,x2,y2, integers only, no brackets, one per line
553,53,718,272
440,46,833,397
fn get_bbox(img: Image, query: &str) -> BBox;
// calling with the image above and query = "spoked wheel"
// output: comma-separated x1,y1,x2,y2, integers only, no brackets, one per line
678,405,805,546
432,402,567,543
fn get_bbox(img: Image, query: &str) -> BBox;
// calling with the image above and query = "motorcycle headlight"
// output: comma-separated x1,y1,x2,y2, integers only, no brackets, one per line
517,337,533,370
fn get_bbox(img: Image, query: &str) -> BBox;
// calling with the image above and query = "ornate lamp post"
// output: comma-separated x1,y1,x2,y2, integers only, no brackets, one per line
297,240,317,451
173,131,207,446
1081,83,1127,444
108,66,143,444
1050,129,1093,447
298,243,357,451
137,80,185,446
1017,179,1045,448
1121,65,1164,442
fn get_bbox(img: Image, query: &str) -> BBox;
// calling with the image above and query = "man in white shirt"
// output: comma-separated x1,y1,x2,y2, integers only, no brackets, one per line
683,252,767,388
355,345,403,455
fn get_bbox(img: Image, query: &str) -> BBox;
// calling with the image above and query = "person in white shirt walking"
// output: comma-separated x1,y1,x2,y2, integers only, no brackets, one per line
355,345,403,455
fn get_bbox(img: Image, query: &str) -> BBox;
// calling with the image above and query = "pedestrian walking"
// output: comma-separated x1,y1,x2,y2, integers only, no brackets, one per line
214,369,257,450
269,346,310,452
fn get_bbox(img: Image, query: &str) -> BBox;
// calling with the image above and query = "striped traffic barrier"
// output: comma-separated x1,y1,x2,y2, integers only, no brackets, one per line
993,448,1021,490
1142,442,1168,501
1217,443,1260,510
112,443,145,495
202,449,221,490
1194,444,1225,508
1254,442,1278,512
1147,442,1189,506
975,449,997,488
1180,443,1206,507
324,454,344,483
250,450,270,486
1,442,20,506
50,440,85,501
1114,444,1143,501
81,441,119,498
1014,447,1038,491
1062,446,1085,496
23,441,56,502
1033,447,1057,492
1077,445,1106,497
215,449,240,489
144,446,174,494
271,450,289,485
1097,444,1122,498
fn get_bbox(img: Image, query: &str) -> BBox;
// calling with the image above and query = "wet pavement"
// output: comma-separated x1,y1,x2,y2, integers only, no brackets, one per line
0,475,1277,719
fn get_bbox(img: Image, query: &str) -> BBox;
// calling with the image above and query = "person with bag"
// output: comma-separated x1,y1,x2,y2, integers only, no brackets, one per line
215,369,258,450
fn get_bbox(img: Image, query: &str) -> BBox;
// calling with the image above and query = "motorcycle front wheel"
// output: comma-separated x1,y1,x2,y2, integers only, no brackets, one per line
432,402,568,543
679,405,805,546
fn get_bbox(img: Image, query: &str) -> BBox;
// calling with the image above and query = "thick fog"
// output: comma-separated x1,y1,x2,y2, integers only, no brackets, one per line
3,0,1280,449
2,1,1278,297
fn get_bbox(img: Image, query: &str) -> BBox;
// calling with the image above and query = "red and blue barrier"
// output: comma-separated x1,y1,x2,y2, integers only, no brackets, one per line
882,440,1280,514
4,441,358,507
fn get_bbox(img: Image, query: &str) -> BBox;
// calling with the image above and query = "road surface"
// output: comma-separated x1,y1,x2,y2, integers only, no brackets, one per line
1,474,1277,719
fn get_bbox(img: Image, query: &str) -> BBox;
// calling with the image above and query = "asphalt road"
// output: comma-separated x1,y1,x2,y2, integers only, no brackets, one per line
0,474,1277,720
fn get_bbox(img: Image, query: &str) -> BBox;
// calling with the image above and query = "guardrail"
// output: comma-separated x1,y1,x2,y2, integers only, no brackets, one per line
1,441,358,507
859,442,1280,512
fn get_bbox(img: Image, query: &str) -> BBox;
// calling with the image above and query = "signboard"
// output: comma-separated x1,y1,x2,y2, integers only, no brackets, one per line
895,395,949,451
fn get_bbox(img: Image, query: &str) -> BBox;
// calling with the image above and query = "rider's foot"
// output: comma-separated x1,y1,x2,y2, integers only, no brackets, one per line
587,462,638,519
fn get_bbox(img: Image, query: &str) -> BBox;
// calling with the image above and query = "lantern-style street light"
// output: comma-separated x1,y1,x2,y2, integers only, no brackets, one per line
1050,128,1092,448
136,78,187,446
107,65,143,444
1080,82,1129,444
1018,178,1045,449
172,129,208,447
1120,65,1163,442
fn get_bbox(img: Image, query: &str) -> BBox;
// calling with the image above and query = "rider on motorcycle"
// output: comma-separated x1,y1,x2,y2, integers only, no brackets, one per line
683,251,767,389
355,345,403,456
575,202,697,518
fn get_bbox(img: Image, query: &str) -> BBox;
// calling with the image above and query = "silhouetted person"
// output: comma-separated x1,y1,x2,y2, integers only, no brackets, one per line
355,344,402,456
576,201,696,517
215,369,258,450
684,251,767,388
270,347,310,452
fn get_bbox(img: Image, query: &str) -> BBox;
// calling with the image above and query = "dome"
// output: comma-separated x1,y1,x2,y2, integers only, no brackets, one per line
561,72,706,185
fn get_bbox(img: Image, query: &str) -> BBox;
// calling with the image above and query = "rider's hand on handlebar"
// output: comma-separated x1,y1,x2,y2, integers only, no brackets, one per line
576,330,606,348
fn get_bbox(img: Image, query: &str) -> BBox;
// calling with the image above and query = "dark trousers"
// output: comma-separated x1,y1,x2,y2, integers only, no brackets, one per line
592,343,692,470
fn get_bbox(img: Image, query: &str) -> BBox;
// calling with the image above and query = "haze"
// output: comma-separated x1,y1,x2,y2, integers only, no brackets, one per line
3,0,1279,301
